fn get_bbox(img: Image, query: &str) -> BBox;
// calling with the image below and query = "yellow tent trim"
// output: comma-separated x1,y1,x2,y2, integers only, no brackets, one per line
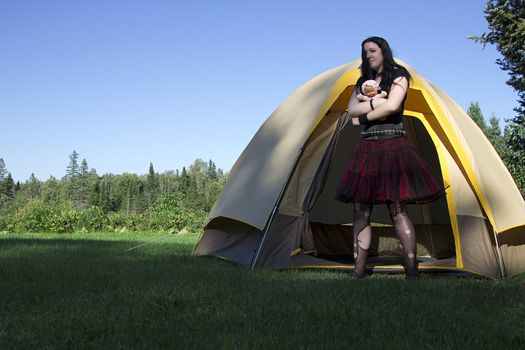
404,110,464,269
309,69,361,143
497,222,525,234
290,248,302,256
291,248,318,256
417,83,497,234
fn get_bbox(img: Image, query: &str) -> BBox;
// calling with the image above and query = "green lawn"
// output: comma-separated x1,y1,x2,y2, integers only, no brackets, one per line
1,231,524,348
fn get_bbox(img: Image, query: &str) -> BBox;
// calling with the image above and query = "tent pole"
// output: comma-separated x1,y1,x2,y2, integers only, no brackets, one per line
492,228,507,278
250,146,305,270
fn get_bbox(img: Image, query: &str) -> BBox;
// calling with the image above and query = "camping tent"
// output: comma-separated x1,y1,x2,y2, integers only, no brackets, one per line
192,57,525,279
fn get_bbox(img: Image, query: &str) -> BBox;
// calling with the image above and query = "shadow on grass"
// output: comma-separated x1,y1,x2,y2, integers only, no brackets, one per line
0,235,524,348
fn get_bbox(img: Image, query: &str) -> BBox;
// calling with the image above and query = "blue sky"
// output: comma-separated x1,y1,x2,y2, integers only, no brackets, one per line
0,0,517,182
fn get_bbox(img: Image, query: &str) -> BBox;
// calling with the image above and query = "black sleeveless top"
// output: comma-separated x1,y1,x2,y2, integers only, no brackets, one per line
356,67,408,130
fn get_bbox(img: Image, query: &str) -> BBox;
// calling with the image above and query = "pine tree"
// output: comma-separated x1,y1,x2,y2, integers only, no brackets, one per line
468,0,525,196
487,113,507,158
146,162,158,205
0,170,15,210
65,150,80,181
26,173,40,200
99,175,116,212
181,166,190,194
207,159,218,180
92,179,101,208
3,173,15,197
468,103,509,171
0,159,9,197
0,158,7,181
64,150,81,203
467,102,489,133
77,158,90,209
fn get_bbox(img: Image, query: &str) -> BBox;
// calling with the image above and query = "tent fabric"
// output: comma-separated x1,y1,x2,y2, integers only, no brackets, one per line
193,57,525,279
424,80,525,233
498,227,525,276
206,62,356,230
289,109,351,257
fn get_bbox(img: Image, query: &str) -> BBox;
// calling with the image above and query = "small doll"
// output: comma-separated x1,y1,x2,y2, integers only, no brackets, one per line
357,79,388,101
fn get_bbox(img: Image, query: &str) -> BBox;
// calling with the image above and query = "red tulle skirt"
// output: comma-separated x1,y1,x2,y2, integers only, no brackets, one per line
335,135,449,205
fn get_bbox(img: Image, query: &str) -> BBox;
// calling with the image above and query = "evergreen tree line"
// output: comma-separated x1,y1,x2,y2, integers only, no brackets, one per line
0,154,228,233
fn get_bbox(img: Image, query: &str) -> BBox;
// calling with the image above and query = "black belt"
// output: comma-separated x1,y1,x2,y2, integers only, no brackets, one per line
361,127,406,140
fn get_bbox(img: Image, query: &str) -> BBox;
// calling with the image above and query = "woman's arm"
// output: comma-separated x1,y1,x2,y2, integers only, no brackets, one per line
359,76,408,122
347,97,387,117
346,83,391,117
346,85,387,117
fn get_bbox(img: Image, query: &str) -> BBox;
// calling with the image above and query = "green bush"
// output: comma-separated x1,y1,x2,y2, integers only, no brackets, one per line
76,205,109,232
106,211,144,232
143,193,207,233
1,193,209,234
6,198,80,233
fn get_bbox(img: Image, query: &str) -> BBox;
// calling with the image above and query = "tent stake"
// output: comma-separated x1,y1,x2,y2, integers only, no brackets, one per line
250,146,305,270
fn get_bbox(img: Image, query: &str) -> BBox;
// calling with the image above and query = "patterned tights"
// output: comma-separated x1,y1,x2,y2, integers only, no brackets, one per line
352,200,419,278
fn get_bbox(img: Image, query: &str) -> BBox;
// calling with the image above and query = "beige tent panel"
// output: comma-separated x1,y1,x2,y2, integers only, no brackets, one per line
499,226,525,276
404,110,500,274
457,213,501,278
416,83,525,235
427,81,525,233
207,62,357,230
192,216,261,266
279,109,341,216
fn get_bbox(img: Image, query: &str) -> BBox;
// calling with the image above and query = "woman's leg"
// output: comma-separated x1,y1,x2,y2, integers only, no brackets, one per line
352,202,373,277
387,200,419,278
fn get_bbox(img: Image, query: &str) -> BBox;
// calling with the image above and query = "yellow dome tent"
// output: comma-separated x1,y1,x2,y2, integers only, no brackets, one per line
192,57,525,279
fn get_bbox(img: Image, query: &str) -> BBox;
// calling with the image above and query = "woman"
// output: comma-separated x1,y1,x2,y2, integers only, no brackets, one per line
335,36,448,280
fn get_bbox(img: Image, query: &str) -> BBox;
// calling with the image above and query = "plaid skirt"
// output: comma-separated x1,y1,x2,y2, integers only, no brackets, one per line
335,135,448,204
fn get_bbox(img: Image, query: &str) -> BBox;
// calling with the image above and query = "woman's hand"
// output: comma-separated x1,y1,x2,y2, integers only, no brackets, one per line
357,90,387,102
371,96,388,105
371,97,388,120
350,96,389,125
356,93,371,101
374,91,388,99
357,96,387,105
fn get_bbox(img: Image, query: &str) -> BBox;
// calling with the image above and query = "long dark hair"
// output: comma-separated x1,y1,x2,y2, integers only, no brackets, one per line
359,36,412,93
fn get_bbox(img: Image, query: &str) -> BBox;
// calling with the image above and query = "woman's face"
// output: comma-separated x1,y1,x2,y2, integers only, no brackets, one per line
363,41,383,72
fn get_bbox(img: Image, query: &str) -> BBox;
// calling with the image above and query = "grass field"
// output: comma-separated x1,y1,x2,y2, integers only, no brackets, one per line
1,231,524,349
